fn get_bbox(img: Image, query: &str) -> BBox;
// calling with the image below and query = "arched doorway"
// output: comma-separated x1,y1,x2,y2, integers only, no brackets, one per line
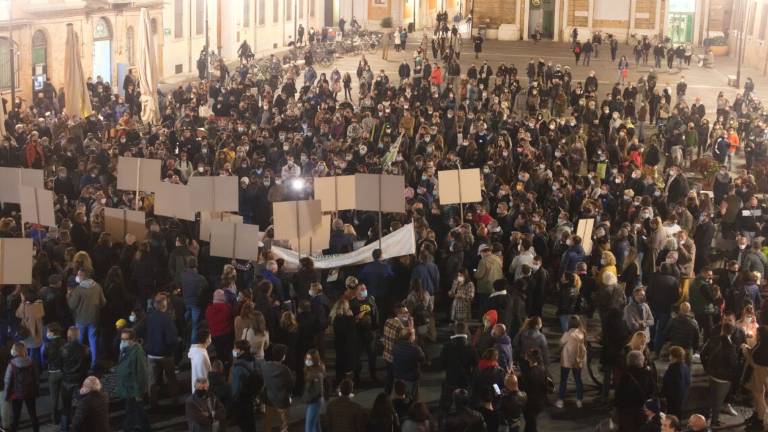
528,0,556,39
92,17,113,84
31,30,47,91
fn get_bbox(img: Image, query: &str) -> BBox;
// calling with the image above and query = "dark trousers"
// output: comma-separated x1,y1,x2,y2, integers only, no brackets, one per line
695,313,714,343
523,407,540,432
60,383,78,432
708,378,731,423
48,370,63,422
234,398,256,432
11,399,38,432
123,397,150,432
149,356,178,406
354,332,376,382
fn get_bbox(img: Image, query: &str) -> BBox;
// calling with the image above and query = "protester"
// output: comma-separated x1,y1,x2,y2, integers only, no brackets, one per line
70,376,110,432
1,20,766,432
113,328,150,432
5,342,40,432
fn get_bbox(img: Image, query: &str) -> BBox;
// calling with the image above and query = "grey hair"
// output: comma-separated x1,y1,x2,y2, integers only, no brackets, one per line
82,376,102,393
626,350,645,368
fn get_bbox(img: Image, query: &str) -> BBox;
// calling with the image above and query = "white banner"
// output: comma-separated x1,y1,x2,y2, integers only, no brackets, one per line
271,223,416,270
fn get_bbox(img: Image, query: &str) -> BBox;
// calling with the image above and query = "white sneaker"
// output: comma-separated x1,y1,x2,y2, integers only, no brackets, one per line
555,399,564,409
576,400,583,408
722,403,738,416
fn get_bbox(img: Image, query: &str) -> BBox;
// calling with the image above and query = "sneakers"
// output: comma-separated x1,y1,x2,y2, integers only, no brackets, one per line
555,399,564,409
722,403,738,416
576,400,583,408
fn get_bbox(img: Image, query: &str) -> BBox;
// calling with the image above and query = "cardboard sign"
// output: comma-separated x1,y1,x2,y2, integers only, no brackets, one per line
19,186,56,227
354,174,405,213
209,220,262,260
437,168,483,205
577,218,595,255
0,238,33,284
154,182,195,221
103,207,147,242
188,176,239,212
0,168,44,203
199,211,244,241
273,200,323,241
295,214,332,255
117,157,162,193
313,176,357,212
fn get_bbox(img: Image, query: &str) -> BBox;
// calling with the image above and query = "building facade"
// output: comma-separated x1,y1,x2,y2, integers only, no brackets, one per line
218,0,325,62
474,0,731,44
0,0,164,105
728,0,768,76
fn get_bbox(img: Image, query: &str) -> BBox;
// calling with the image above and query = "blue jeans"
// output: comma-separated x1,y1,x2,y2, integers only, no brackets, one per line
186,306,202,344
558,367,583,400
558,315,571,333
75,323,97,368
305,402,321,432
653,312,670,355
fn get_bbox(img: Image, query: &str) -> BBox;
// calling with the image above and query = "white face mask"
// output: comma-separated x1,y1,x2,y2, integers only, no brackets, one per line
75,275,82,284
305,359,314,367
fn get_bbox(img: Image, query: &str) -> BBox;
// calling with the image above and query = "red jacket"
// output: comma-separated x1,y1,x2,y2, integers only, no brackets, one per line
205,303,233,336
25,143,45,168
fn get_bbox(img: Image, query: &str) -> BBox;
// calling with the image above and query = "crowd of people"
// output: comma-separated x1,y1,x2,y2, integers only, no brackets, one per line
0,11,767,432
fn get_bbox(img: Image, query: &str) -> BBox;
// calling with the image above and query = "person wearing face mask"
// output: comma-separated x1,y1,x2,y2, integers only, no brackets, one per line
303,349,326,432
66,268,106,370
689,268,717,343
58,325,89,432
134,296,179,409
700,322,740,427
349,282,379,383
623,287,655,341
185,377,227,432
113,328,150,432
229,340,258,432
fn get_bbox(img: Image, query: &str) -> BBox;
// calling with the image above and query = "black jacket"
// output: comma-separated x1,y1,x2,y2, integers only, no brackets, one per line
440,406,487,432
44,336,66,372
61,341,89,386
615,366,655,410
440,335,478,388
701,335,739,381
71,390,110,432
645,272,680,314
664,314,700,351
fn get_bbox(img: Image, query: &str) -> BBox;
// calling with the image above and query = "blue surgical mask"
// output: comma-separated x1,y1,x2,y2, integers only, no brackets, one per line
119,340,129,351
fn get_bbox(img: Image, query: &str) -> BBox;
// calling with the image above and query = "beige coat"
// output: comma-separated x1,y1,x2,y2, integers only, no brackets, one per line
560,328,586,369
475,254,504,295
16,300,45,349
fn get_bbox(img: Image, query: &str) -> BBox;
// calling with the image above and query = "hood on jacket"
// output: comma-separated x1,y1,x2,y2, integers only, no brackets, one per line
10,356,33,368
494,334,512,346
79,279,97,289
483,310,498,327
188,345,209,360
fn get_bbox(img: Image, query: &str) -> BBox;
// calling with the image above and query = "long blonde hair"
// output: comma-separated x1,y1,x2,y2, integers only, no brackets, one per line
330,299,351,322
627,331,648,351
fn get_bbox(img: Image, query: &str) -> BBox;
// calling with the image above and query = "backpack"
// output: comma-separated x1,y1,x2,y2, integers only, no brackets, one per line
574,46,581,54
10,363,36,398
237,362,263,399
